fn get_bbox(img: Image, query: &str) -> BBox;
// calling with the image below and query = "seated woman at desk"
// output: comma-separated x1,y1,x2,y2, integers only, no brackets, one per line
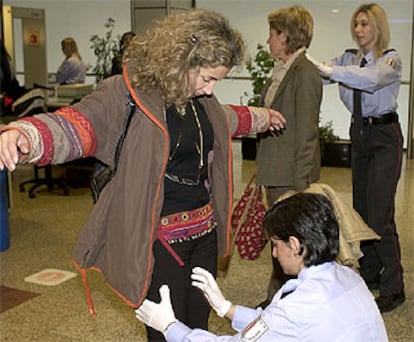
56,37,86,85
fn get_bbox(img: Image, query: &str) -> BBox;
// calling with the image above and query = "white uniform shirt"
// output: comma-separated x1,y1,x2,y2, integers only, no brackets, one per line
329,49,401,117
166,262,388,342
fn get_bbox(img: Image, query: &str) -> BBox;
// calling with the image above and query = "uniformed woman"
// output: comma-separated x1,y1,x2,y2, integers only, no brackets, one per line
306,2,404,313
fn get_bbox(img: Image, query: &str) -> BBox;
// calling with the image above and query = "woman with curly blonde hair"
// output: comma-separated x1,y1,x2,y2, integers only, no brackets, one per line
0,9,285,341
124,10,245,112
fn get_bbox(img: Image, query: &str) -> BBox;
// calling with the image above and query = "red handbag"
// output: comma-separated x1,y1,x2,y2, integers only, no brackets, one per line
231,173,267,260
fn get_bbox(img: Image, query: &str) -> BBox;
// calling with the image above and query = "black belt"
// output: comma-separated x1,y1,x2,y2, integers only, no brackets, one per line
362,112,398,126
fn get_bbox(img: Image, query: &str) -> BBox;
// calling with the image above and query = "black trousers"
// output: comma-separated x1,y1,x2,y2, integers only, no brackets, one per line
146,229,217,341
350,121,404,296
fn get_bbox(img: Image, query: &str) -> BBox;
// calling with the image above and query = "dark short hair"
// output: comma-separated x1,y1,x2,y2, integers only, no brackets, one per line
263,193,339,266
120,31,136,50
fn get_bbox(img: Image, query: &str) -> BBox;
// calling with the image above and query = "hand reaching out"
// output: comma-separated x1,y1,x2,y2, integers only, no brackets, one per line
191,267,232,317
135,285,177,336
305,52,333,77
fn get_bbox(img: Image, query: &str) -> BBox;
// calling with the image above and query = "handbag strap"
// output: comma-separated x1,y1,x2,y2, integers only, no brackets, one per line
230,172,257,246
112,92,137,175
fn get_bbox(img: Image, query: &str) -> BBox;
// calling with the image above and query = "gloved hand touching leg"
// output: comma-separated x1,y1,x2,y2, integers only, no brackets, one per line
191,267,232,318
135,285,177,336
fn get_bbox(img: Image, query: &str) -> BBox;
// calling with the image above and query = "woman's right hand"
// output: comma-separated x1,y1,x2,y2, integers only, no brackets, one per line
191,267,232,318
0,129,29,171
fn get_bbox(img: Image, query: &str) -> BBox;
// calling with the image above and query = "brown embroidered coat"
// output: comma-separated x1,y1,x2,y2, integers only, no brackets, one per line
68,64,271,312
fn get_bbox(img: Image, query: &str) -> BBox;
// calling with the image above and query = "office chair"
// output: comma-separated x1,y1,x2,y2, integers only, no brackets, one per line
19,164,69,198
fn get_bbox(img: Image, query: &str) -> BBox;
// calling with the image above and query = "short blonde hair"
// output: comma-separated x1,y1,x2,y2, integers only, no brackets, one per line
268,5,314,53
350,3,390,58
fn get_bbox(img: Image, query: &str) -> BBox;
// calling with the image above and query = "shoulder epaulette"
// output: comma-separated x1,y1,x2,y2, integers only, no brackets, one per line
345,48,358,55
383,49,396,55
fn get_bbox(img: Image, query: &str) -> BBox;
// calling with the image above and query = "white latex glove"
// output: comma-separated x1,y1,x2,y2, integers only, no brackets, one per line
135,285,177,336
305,52,333,77
191,267,232,317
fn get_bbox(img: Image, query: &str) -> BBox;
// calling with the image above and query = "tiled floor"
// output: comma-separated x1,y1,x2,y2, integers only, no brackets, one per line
0,140,413,341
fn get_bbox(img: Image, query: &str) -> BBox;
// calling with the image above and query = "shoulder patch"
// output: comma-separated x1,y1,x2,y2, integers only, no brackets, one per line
345,48,358,55
241,315,270,342
386,57,397,69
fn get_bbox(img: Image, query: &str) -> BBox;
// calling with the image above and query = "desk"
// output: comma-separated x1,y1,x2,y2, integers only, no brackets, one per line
47,83,93,109
46,98,80,110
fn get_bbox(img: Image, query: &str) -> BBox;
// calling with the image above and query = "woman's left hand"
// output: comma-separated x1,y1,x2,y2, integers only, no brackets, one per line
268,108,286,132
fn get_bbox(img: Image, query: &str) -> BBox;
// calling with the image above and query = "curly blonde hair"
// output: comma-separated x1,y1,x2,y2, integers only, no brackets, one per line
123,9,245,110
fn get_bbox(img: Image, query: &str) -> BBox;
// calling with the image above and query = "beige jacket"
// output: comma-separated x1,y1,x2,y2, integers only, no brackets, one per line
277,183,380,270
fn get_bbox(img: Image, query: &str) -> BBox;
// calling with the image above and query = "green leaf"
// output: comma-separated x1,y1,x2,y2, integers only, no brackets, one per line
90,18,120,83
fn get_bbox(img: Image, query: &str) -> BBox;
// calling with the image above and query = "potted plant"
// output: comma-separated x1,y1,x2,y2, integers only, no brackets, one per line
319,120,351,167
89,17,120,83
243,44,274,106
319,119,337,163
240,44,273,159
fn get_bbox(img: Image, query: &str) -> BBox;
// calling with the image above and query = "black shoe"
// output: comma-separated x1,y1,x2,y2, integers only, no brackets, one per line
375,291,405,313
256,299,271,309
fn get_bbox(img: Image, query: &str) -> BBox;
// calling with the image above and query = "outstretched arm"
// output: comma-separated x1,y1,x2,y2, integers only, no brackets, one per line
305,52,333,77
191,266,234,318
222,105,286,137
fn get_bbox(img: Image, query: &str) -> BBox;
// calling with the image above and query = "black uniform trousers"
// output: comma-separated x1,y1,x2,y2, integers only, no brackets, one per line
350,119,404,297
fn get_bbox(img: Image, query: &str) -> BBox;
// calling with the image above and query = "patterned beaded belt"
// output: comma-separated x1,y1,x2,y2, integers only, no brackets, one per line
158,203,216,243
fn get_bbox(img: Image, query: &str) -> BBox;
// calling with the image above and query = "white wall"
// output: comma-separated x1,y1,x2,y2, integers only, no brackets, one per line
4,0,413,146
